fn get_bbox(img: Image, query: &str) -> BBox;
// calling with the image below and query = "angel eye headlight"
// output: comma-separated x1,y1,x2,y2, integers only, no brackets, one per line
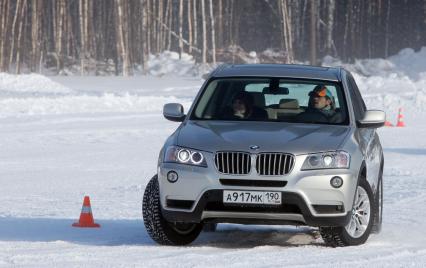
302,151,350,170
177,149,190,163
164,146,207,167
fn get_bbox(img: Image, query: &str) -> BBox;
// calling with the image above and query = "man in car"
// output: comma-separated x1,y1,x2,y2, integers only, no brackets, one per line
309,85,335,114
298,85,342,123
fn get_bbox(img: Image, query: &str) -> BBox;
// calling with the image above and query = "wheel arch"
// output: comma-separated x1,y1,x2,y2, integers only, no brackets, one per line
358,160,367,182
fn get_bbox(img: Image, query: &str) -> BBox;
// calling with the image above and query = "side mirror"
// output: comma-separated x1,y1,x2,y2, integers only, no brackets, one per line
357,110,386,128
163,103,185,122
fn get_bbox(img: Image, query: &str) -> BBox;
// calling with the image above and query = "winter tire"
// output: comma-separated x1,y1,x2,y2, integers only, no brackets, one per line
142,175,202,245
320,176,374,247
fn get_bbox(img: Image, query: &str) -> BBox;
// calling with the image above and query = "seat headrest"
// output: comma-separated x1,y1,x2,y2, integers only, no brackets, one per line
279,99,299,109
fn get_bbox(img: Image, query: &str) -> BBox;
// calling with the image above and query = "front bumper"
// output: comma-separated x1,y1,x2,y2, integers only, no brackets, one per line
162,189,351,226
158,154,358,227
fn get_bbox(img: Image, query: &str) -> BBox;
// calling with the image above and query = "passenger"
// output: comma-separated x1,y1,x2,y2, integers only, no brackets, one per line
223,91,267,120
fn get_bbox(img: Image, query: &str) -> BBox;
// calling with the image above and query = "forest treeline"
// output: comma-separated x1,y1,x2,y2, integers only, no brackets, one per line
0,0,425,75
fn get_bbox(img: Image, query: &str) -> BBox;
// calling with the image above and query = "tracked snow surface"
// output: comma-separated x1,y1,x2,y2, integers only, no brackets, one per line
1,49,426,267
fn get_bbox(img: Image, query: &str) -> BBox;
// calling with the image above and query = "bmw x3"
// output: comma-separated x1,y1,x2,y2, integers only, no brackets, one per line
142,64,385,247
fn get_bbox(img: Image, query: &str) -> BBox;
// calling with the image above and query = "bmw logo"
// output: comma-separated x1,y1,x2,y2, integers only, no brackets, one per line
250,145,260,150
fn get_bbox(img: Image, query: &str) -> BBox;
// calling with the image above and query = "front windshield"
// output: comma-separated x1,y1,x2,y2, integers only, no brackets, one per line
191,78,349,125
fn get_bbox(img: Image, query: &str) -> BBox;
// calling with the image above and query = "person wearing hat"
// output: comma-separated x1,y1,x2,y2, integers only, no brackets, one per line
297,85,342,123
309,85,336,117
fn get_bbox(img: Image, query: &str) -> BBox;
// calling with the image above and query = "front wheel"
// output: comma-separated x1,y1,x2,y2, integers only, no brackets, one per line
320,178,374,247
142,175,202,245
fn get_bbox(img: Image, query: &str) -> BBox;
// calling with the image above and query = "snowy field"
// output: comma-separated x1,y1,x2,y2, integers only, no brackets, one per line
1,52,426,267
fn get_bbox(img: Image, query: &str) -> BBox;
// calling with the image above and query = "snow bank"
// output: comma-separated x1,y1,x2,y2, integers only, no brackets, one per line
323,47,426,79
323,47,426,114
0,73,72,96
0,73,196,117
0,94,192,117
147,51,210,77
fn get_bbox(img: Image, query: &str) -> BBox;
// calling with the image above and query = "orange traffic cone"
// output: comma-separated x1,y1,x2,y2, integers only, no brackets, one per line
396,108,405,127
72,196,100,228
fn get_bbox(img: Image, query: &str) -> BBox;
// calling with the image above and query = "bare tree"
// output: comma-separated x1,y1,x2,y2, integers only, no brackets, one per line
15,0,27,73
0,0,6,71
8,0,22,70
187,0,193,54
217,0,223,48
79,0,86,74
201,0,207,64
192,0,198,50
141,0,148,73
209,0,216,64
326,0,336,56
30,0,41,72
280,0,294,63
178,0,183,58
384,0,391,57
116,0,131,76
310,0,317,65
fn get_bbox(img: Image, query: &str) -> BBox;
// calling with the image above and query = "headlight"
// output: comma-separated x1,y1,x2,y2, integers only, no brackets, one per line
164,146,207,167
301,151,350,170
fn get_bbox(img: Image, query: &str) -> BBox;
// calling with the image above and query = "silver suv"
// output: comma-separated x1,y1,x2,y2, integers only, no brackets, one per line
143,64,384,247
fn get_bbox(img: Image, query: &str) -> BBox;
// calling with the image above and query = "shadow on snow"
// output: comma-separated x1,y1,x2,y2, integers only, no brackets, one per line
0,217,322,247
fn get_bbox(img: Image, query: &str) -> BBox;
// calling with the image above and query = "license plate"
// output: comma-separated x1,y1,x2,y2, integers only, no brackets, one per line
223,190,282,205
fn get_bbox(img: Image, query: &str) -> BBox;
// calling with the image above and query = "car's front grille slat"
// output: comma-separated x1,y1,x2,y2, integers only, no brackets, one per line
278,154,282,175
272,154,276,175
232,152,235,174
247,154,250,174
283,154,288,175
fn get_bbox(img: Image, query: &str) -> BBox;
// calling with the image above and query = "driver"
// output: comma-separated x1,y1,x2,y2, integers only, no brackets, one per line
309,85,335,114
305,85,342,123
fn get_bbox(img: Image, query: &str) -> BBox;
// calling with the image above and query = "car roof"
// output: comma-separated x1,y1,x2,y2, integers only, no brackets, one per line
209,64,343,82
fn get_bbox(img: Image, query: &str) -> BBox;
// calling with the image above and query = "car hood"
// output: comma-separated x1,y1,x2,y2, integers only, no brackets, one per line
177,120,351,155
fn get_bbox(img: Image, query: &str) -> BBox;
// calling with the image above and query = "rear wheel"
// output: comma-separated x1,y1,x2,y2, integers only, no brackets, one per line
320,178,374,247
142,175,202,245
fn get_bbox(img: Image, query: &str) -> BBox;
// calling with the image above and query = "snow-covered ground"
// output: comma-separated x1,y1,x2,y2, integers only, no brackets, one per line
1,51,426,267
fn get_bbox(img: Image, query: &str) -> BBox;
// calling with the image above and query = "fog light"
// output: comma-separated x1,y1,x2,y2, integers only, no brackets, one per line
167,171,178,183
330,176,343,188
